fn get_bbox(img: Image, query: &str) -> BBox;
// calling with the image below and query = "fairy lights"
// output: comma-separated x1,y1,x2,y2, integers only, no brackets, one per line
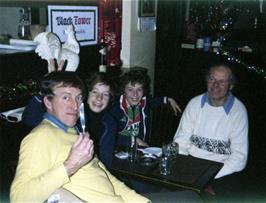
219,48,266,79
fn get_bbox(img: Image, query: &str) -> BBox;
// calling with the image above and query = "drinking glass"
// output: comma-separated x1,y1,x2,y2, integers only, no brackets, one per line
169,142,179,159
159,156,170,175
162,144,171,157
162,142,179,160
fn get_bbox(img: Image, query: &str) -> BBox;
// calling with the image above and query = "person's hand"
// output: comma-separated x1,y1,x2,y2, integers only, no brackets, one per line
136,137,149,147
64,132,94,177
58,59,65,71
167,97,182,115
204,185,216,195
48,59,56,72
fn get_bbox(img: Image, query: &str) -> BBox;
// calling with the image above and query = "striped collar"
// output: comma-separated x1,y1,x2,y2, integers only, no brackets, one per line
43,112,79,134
119,95,146,115
201,92,235,115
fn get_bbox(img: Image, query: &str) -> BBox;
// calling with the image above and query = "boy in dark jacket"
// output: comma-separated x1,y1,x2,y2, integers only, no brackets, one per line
99,68,181,168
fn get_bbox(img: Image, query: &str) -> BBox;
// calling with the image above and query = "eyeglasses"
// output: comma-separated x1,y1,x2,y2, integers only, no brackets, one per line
207,76,229,87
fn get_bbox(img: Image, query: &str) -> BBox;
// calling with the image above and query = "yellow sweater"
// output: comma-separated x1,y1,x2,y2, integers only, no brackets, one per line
10,119,149,203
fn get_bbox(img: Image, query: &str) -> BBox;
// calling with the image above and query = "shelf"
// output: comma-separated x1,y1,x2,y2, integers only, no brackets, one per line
0,0,98,7
0,48,34,55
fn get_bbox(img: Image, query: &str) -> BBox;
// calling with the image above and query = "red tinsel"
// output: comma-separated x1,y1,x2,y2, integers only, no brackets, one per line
98,0,122,67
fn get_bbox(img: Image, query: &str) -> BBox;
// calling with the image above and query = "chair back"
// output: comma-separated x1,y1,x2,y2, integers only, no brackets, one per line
149,104,180,146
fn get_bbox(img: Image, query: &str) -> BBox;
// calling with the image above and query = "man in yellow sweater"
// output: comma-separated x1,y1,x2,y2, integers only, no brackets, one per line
10,71,149,202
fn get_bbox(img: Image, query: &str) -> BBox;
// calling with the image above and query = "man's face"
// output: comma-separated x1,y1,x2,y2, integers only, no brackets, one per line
87,82,110,113
124,82,144,106
44,86,83,127
207,66,233,106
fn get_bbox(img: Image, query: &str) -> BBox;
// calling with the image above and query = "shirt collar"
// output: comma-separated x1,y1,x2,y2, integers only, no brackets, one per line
120,95,146,112
43,112,79,133
201,92,235,115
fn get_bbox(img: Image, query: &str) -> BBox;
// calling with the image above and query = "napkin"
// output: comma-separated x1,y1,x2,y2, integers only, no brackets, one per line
138,147,162,157
115,151,129,159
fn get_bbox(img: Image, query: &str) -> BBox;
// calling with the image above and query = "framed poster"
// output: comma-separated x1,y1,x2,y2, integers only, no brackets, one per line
48,5,98,46
139,0,156,17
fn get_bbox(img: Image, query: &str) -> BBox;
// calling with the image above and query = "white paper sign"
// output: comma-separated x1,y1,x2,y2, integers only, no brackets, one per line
138,17,156,32
48,5,98,46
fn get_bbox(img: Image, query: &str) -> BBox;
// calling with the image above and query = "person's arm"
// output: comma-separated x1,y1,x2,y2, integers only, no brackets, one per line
10,130,94,202
99,113,117,169
215,106,248,179
167,97,182,115
149,96,182,115
136,137,149,147
173,99,199,154
22,95,45,127
98,162,150,203
10,130,70,202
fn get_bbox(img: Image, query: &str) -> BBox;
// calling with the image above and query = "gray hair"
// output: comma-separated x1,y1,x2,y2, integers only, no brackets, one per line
206,63,236,87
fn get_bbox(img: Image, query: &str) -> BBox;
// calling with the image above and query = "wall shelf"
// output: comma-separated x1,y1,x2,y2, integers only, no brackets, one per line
0,0,98,7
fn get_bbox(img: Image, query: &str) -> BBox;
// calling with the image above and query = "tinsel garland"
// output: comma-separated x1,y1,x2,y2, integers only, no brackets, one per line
218,47,266,79
187,0,265,80
0,79,39,110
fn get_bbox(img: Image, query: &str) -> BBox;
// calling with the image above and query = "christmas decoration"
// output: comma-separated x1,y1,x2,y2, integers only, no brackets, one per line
187,0,266,79
99,0,122,67
0,79,39,111
219,47,266,79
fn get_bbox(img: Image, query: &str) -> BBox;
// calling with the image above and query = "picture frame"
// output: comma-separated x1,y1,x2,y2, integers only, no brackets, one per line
139,0,156,17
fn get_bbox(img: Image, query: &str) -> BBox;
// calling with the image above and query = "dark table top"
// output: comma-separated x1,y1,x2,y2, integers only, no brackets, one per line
112,153,223,193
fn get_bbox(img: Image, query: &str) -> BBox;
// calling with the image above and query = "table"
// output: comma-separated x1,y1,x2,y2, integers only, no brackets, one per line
112,153,223,193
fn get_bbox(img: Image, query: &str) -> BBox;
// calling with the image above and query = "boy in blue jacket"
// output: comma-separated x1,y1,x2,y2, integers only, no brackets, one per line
99,68,181,169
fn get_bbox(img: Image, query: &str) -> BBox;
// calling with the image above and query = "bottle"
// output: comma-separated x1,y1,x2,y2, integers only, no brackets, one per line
196,38,204,50
99,37,107,72
18,8,31,40
212,40,221,53
203,37,212,52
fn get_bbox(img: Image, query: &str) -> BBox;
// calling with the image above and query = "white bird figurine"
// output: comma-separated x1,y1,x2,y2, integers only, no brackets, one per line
34,32,61,73
34,25,80,73
62,25,80,54
59,25,80,72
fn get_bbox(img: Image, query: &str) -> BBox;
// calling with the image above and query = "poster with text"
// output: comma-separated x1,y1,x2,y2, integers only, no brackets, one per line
48,5,98,46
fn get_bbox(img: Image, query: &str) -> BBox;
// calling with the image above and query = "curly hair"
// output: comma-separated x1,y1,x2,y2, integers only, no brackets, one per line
120,67,151,96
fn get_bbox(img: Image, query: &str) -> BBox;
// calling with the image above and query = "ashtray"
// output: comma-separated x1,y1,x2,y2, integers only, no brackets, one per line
138,155,157,166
